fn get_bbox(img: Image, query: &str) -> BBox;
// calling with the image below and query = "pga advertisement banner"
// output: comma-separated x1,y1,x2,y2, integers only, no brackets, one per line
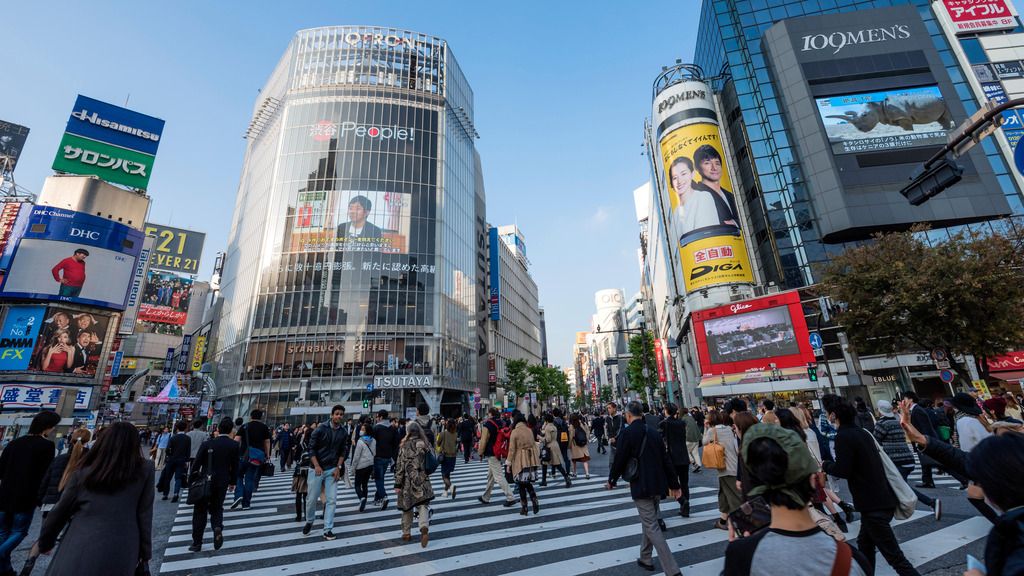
0,207,144,310
653,80,754,294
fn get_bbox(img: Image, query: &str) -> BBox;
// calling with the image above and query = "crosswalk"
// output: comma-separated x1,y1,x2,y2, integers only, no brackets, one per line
158,459,989,576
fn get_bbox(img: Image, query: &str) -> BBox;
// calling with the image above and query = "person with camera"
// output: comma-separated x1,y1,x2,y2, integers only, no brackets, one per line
606,401,682,576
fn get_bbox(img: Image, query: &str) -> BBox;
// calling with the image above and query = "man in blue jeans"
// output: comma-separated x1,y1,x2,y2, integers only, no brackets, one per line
302,405,350,541
230,408,272,511
0,411,59,575
371,409,396,511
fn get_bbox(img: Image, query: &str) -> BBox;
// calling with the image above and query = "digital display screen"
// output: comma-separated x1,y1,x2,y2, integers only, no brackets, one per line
816,85,952,154
702,306,800,365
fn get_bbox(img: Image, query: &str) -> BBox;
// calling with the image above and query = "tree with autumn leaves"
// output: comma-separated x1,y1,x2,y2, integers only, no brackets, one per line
820,223,1024,386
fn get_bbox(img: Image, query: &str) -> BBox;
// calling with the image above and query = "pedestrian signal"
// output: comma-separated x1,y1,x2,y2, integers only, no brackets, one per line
807,363,818,382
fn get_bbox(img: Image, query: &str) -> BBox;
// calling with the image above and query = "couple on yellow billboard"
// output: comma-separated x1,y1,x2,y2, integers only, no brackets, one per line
668,144,740,237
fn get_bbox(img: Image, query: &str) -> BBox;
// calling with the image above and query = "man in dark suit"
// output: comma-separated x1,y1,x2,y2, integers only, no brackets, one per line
692,144,740,228
903,391,938,488
336,195,382,245
607,401,682,576
70,331,95,375
189,417,239,552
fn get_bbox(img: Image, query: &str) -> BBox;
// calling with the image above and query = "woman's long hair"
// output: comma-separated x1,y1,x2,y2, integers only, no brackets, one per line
58,428,92,491
405,421,429,448
79,421,146,493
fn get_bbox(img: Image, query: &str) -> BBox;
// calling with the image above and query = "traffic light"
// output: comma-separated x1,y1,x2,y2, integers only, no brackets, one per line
900,157,963,206
807,363,818,382
362,399,370,409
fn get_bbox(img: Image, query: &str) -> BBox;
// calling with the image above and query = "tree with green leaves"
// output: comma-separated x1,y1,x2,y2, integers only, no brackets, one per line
505,358,529,401
820,224,1024,386
599,385,613,404
626,332,658,396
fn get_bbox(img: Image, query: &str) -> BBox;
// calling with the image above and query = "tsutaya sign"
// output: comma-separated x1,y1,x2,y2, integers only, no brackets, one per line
374,375,433,388
801,24,911,54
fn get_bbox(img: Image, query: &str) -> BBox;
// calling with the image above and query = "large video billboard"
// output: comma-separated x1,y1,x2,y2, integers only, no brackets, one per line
653,80,754,294
0,306,46,370
251,101,440,331
143,222,205,274
51,95,164,190
23,306,112,377
691,290,816,378
0,120,30,173
137,270,194,327
816,86,953,154
0,207,144,310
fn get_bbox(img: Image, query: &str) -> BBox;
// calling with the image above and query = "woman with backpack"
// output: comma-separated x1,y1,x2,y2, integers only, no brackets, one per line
395,421,434,548
568,413,591,480
351,423,376,512
539,412,571,488
437,418,459,500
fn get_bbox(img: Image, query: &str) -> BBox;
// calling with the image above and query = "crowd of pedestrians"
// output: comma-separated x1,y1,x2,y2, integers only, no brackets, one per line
0,385,1018,575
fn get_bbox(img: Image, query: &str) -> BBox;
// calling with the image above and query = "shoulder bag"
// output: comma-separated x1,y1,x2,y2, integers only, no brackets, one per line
621,430,648,483
865,429,916,519
186,447,213,505
701,427,727,470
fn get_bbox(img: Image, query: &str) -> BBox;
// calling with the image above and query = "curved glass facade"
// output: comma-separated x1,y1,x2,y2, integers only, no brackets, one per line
213,27,481,420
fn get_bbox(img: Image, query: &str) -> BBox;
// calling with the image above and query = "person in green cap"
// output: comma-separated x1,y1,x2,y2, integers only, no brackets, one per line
723,424,872,576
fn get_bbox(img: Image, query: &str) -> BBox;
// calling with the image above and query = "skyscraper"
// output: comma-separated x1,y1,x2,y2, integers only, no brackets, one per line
212,27,484,419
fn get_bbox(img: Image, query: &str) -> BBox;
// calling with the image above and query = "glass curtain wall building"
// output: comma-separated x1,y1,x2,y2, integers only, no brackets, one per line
694,0,1023,289
213,27,481,420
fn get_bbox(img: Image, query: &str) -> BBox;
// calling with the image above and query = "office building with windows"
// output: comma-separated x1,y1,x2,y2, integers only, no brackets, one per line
212,26,483,420
487,224,542,398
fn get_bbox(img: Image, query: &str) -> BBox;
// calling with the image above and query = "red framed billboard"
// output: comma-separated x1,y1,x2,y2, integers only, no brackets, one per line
692,290,816,377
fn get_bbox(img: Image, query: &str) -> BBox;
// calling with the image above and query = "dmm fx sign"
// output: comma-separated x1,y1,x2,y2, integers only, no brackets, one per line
373,375,433,388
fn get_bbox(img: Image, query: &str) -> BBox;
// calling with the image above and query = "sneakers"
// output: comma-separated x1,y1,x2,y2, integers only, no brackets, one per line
657,518,667,532
502,499,517,507
477,496,490,505
450,485,457,500
585,473,590,480
323,531,336,541
302,522,313,536
241,505,251,511
188,543,202,553
229,498,243,510
933,498,942,521
714,518,728,530
359,497,367,512
637,559,655,571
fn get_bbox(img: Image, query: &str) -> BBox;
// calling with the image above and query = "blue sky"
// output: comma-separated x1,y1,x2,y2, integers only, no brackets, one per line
3,1,701,367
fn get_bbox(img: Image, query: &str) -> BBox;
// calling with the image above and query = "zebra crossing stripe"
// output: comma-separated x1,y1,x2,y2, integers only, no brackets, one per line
873,516,991,576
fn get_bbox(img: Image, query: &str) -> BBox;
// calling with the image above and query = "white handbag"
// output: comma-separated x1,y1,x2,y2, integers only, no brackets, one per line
865,430,917,520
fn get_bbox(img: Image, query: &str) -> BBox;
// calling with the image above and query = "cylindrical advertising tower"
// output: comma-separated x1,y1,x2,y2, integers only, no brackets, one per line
650,69,754,295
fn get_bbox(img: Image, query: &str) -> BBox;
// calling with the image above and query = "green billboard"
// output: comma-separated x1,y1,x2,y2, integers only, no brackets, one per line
51,132,155,190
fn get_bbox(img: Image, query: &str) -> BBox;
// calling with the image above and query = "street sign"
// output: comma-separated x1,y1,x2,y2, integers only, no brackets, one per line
931,348,951,370
808,332,823,348
939,369,955,383
366,383,374,393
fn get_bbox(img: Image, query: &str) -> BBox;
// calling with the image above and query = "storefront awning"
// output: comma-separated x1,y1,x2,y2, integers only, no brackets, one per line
697,378,831,398
991,370,1024,384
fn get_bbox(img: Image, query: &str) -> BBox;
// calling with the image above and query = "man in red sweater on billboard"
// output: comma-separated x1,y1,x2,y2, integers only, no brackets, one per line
51,248,88,298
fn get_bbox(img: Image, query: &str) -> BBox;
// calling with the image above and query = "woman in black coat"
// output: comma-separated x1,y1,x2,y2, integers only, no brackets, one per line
32,422,153,576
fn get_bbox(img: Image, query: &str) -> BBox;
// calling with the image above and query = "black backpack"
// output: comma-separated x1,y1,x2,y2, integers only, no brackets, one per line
573,426,587,448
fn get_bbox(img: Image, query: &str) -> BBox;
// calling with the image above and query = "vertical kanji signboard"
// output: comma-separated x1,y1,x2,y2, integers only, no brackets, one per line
51,95,165,190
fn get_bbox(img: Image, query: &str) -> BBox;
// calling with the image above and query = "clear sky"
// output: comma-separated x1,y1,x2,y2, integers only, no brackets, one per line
2,1,700,368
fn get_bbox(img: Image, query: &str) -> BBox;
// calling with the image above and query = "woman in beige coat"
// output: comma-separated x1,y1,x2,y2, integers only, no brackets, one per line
506,412,541,515
540,412,571,488
568,413,592,479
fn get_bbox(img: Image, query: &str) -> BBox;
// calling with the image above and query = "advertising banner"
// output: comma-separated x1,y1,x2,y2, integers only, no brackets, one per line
654,339,668,383
119,235,155,335
942,0,1017,34
294,191,413,255
0,207,143,310
137,270,194,327
987,350,1024,372
143,223,205,274
653,80,754,294
27,307,112,377
0,306,46,370
0,384,91,410
691,290,816,379
190,334,207,372
52,132,155,190
816,86,953,154
0,120,30,173
64,95,164,156
0,202,29,267
489,227,501,320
